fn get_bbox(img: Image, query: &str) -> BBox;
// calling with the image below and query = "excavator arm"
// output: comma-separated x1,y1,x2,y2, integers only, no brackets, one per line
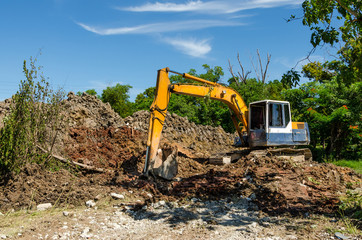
144,67,248,178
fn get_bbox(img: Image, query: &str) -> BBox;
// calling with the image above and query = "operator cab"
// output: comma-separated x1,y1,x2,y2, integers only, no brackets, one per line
248,100,310,147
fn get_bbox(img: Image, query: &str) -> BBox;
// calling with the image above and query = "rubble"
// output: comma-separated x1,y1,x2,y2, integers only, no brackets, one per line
0,92,361,217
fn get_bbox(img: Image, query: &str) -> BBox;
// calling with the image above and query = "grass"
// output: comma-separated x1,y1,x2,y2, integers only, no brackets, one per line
331,160,362,174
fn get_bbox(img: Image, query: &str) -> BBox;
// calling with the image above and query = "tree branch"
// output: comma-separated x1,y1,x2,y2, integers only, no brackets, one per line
37,145,114,173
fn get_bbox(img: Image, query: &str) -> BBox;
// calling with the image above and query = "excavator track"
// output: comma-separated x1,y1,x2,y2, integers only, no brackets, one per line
209,147,312,165
250,147,312,161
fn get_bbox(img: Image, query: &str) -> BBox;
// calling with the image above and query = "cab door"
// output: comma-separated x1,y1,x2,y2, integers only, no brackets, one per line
248,102,267,147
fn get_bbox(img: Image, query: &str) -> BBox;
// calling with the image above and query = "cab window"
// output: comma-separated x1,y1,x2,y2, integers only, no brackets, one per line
284,104,290,125
269,103,283,127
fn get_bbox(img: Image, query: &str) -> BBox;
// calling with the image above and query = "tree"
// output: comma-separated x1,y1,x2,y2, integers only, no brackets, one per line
76,89,99,98
101,84,133,118
134,87,155,112
292,0,361,83
228,50,271,86
282,0,362,160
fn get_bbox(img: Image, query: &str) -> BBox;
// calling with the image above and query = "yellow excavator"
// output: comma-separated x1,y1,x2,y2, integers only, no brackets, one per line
144,68,311,179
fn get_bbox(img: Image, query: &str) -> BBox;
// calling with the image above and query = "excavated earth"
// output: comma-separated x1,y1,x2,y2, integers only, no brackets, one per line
0,92,361,239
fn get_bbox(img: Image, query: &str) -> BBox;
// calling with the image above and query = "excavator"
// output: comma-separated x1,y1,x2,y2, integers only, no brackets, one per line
144,67,311,180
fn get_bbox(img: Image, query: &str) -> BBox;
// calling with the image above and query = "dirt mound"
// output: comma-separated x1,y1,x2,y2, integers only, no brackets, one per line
65,126,145,172
125,110,235,157
0,164,114,211
168,155,361,214
62,92,125,129
0,92,361,217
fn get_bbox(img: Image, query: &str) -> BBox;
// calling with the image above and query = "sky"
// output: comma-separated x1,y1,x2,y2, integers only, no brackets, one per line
0,0,334,101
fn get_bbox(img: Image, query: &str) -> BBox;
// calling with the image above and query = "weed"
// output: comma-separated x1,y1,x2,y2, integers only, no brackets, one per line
339,190,362,220
0,56,65,179
307,176,321,185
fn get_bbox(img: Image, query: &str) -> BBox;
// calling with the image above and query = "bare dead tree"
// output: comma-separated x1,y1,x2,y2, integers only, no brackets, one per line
250,49,271,84
228,53,251,86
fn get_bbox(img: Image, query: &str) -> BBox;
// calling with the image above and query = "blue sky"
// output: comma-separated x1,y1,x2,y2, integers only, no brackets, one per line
0,0,333,101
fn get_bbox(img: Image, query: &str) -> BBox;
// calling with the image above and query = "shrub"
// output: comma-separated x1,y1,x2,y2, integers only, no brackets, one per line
0,57,65,178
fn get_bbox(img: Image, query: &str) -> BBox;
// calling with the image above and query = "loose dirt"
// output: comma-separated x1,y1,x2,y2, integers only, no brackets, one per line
0,92,361,239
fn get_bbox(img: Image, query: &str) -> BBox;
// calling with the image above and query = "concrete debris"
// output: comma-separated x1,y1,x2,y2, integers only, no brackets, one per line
110,193,125,200
85,200,96,208
36,203,52,211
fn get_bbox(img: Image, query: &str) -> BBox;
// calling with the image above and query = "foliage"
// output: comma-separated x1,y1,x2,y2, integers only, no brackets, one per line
283,79,361,160
229,78,284,106
133,87,155,112
302,61,334,83
283,0,362,161
281,69,301,88
76,89,99,98
297,0,361,48
101,84,133,118
0,57,65,178
339,190,362,221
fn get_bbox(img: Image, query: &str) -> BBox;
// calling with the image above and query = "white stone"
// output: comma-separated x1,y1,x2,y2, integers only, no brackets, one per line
86,200,96,208
37,203,52,211
110,193,125,199
80,227,92,238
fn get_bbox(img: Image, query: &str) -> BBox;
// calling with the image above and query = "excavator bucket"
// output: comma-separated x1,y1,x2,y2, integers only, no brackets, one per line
149,143,178,180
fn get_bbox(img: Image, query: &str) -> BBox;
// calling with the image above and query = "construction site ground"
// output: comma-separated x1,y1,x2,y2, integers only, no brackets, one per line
0,93,361,239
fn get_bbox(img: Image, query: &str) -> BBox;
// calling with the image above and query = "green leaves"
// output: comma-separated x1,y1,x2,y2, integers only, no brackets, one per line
0,57,65,178
283,78,361,160
281,69,301,89
101,84,133,118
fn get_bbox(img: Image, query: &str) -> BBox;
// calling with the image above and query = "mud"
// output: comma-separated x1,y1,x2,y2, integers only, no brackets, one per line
0,93,361,219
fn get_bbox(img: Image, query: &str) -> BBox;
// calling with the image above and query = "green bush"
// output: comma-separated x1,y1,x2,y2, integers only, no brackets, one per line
0,57,65,178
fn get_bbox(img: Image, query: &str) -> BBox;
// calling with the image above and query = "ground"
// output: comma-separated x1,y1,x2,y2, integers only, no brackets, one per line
0,93,361,239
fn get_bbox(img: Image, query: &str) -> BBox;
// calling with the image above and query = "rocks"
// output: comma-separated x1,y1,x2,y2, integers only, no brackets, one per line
36,203,52,211
80,227,92,238
110,193,125,200
85,200,96,208
124,110,234,151
62,92,125,129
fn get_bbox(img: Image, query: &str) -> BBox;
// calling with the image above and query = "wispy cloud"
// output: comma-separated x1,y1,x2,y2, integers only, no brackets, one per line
77,0,302,57
163,37,211,58
121,0,302,14
88,80,124,93
119,0,205,12
77,20,242,35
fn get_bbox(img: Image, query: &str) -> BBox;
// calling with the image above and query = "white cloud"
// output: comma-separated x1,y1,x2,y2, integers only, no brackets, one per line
163,37,211,58
77,20,242,35
119,0,205,12
121,0,302,14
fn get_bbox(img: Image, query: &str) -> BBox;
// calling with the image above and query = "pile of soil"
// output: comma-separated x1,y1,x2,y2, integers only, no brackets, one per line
0,93,361,216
